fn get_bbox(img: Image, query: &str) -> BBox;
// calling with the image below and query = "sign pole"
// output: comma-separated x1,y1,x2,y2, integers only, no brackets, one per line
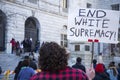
91,42,94,63
98,42,100,55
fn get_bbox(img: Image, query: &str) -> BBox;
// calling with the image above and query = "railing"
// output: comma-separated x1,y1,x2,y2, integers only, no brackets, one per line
0,70,14,80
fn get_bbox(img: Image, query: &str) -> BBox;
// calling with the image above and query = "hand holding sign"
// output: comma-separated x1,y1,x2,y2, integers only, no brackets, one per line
86,64,95,80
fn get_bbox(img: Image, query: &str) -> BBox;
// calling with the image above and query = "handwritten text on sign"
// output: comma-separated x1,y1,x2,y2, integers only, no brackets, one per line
68,8,119,43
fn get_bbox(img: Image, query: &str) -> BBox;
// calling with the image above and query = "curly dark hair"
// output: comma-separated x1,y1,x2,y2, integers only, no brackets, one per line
38,42,69,72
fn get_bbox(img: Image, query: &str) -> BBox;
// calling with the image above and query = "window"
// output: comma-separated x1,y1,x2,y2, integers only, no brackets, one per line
111,44,115,52
28,0,38,4
111,4,119,10
87,3,92,8
63,0,68,8
75,45,80,51
61,34,67,47
85,45,90,51
62,0,68,12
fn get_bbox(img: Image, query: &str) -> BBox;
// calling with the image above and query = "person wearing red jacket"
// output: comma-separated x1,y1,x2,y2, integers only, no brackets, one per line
10,38,16,54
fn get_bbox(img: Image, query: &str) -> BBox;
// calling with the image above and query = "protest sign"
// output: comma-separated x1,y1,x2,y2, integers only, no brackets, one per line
68,8,120,43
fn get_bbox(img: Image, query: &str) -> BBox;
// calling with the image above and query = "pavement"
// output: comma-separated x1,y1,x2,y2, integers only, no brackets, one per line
0,52,39,80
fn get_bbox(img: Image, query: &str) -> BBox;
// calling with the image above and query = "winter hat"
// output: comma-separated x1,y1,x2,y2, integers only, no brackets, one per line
98,55,103,63
95,63,104,73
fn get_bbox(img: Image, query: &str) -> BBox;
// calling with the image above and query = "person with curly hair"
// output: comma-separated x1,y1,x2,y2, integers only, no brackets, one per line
30,42,95,80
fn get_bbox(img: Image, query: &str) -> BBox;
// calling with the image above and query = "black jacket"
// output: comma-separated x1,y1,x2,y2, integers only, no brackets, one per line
29,60,37,70
72,63,86,72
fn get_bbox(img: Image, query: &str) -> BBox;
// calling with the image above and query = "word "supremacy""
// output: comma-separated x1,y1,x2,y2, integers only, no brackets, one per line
70,27,116,40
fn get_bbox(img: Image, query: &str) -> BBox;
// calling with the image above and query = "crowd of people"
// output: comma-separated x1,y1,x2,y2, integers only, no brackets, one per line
71,56,120,80
4,40,120,80
13,42,95,80
10,38,40,56
92,59,120,80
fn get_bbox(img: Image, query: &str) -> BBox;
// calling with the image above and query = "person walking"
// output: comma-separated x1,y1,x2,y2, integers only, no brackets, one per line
10,38,16,54
16,41,21,56
21,38,28,53
30,42,95,80
34,40,40,53
72,57,86,72
93,59,97,69
14,61,23,80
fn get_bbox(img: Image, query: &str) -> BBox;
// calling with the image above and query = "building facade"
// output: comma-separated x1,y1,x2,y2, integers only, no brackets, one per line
0,0,68,53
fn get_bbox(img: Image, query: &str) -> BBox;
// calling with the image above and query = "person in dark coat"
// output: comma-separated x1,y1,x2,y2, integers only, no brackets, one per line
21,38,28,52
93,59,97,69
27,38,32,52
14,61,23,80
34,40,40,53
72,57,86,72
93,63,110,80
16,41,21,56
24,56,37,70
29,57,37,70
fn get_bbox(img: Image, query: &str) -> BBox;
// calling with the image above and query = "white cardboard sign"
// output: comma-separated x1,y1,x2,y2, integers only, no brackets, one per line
68,8,120,43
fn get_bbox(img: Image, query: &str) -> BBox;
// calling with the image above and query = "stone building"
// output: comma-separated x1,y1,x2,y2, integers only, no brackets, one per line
0,0,120,67
0,0,68,53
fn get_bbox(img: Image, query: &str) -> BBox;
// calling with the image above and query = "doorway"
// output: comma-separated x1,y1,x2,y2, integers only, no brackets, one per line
25,17,40,50
0,10,6,51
